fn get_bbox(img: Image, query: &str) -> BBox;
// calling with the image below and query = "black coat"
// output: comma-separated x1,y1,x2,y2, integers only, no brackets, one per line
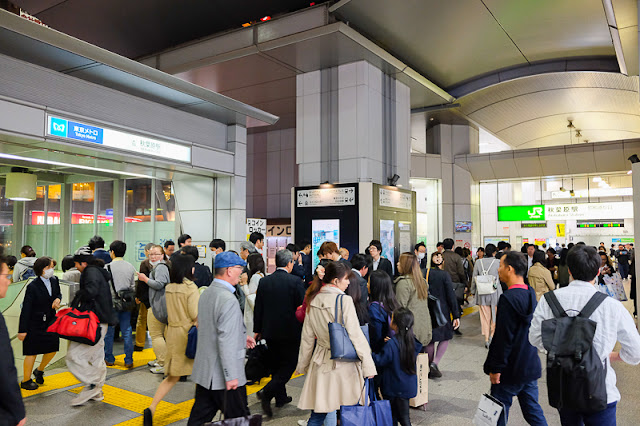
253,269,305,341
136,259,151,307
19,276,61,355
73,264,115,324
301,253,313,285
292,262,306,281
375,258,394,280
427,269,460,342
355,272,368,311
0,312,25,425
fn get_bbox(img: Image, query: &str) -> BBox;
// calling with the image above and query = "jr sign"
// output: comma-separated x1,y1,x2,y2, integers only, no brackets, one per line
497,205,545,222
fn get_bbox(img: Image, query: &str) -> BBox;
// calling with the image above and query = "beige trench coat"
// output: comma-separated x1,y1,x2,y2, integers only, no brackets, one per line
528,262,555,301
394,275,432,345
164,279,199,377
296,285,376,413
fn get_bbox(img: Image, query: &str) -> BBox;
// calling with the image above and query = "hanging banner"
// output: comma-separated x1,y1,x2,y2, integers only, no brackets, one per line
556,223,566,237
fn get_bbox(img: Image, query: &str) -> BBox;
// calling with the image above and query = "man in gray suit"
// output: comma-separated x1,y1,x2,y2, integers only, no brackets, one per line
187,252,257,426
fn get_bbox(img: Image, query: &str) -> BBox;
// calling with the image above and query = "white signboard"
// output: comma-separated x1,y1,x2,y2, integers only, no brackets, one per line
246,218,267,235
297,187,355,207
379,188,412,210
545,202,633,220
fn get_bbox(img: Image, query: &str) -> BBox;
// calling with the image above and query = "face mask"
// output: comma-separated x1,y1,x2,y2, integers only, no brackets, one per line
43,269,55,279
417,252,426,260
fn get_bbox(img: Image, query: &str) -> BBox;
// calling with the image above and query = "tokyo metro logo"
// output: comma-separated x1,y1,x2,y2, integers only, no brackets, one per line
49,117,68,137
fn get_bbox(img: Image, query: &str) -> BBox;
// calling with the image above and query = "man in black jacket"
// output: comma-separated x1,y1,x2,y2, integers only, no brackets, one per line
299,239,313,286
287,243,306,281
0,247,26,426
67,246,115,406
368,239,394,279
351,253,372,310
253,249,305,417
484,251,546,426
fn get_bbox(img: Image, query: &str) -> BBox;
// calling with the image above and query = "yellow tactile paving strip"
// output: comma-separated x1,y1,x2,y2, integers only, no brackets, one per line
107,348,157,370
20,371,80,398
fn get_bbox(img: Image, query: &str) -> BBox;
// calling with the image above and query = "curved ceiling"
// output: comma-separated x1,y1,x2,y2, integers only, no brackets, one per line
457,72,640,149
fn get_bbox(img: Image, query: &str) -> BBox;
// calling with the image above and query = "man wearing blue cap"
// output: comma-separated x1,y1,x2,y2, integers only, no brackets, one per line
186,251,257,426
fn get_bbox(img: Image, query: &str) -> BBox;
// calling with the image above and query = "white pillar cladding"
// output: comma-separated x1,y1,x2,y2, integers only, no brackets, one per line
435,124,481,247
296,60,411,187
215,124,248,253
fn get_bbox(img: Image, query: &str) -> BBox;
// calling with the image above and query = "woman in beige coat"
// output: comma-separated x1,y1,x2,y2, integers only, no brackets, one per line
394,252,432,347
145,253,199,426
527,250,555,301
296,261,376,426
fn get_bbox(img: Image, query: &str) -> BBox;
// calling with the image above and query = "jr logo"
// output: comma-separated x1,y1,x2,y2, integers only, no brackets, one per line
49,117,68,137
528,207,543,218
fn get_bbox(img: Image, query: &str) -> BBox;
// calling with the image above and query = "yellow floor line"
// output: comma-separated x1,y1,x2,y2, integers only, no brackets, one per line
20,371,80,398
462,305,479,317
107,348,157,370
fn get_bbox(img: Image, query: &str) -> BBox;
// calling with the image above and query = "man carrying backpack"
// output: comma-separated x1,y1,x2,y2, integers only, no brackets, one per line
483,251,547,426
529,245,640,425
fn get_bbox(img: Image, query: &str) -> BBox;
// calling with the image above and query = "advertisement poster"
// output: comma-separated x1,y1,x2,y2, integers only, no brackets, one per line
312,219,340,270
455,221,473,233
380,220,395,275
399,222,412,254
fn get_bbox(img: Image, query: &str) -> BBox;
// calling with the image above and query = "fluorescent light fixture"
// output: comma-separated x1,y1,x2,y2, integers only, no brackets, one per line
593,176,602,182
627,170,633,175
0,152,151,178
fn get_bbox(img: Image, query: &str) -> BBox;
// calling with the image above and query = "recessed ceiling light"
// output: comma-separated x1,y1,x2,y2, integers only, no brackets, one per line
593,177,602,182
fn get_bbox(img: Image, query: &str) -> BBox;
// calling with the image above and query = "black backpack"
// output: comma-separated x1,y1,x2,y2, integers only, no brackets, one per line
541,291,608,413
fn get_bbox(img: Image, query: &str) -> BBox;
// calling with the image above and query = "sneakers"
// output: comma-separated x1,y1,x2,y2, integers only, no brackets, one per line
148,360,159,367
21,379,38,391
429,362,442,378
71,385,102,406
150,365,164,374
297,421,308,426
33,369,45,384
91,391,104,402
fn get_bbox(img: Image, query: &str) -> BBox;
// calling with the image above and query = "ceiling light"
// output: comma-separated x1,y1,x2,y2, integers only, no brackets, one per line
593,177,602,183
260,16,271,21
387,174,400,186
627,170,633,175
242,22,251,27
567,120,575,128
5,167,37,201
569,190,575,196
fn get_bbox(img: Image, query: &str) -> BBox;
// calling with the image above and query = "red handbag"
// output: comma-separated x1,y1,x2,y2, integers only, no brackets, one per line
295,301,307,323
47,307,102,346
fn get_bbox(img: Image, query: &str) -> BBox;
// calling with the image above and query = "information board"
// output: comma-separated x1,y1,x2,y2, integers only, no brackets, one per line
297,187,356,207
379,188,412,210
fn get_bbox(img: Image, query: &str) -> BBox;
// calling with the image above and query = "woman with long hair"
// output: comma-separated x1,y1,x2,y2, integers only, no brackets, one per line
557,247,571,287
145,253,199,425
426,252,460,378
394,252,432,348
528,249,555,301
373,308,422,426
368,271,400,353
243,252,265,335
470,244,502,348
345,272,369,326
296,261,376,426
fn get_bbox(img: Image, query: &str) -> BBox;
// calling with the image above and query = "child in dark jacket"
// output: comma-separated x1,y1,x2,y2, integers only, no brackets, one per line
373,307,423,426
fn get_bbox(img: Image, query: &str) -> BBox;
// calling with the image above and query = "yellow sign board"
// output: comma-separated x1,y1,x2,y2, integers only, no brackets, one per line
556,223,566,237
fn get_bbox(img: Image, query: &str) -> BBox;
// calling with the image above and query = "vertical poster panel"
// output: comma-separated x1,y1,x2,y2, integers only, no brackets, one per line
399,222,412,254
380,219,395,275
312,219,340,270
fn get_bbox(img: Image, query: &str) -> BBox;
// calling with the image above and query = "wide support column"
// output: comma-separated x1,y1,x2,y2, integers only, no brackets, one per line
296,60,410,187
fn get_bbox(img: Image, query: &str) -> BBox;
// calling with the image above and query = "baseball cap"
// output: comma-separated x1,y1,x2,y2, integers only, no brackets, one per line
214,251,247,268
73,246,93,262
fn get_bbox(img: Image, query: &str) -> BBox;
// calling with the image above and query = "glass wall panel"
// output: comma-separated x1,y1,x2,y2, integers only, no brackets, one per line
124,179,152,269
0,186,14,252
96,181,114,247
71,182,96,252
24,185,46,258
410,178,441,254
45,185,62,264
155,180,176,247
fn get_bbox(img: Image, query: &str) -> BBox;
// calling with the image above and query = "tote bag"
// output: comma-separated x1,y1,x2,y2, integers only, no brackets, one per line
329,294,369,362
340,379,392,426
473,393,504,425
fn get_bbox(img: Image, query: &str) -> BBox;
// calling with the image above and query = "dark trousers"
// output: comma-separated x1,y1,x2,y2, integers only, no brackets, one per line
187,384,249,426
491,380,547,426
559,402,617,426
619,262,629,279
262,339,299,404
384,396,411,426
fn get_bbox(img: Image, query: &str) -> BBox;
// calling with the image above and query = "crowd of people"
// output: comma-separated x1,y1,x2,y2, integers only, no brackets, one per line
0,232,639,426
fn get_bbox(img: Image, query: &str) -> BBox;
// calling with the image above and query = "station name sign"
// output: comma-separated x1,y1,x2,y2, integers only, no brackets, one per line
47,115,191,163
498,202,633,222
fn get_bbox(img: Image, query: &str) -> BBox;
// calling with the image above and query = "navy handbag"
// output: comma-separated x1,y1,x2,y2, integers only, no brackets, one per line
329,294,369,362
185,325,198,359
341,379,392,426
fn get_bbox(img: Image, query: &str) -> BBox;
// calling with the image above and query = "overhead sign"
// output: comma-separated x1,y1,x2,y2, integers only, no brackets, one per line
47,115,191,162
297,187,355,207
545,202,633,220
246,218,267,236
379,188,412,210
498,205,545,221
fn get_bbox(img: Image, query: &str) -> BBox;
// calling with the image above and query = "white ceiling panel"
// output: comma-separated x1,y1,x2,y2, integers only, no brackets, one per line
565,144,597,174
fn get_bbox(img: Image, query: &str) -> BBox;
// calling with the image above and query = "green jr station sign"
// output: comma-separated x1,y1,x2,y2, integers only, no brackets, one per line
498,205,545,221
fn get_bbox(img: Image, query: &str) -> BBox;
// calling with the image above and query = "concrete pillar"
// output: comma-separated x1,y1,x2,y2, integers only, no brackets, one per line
296,61,411,187
436,124,481,248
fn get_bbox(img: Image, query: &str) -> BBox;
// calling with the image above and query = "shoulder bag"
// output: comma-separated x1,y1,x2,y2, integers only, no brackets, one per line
47,307,102,346
475,259,498,296
107,264,137,312
329,294,369,362
426,269,448,328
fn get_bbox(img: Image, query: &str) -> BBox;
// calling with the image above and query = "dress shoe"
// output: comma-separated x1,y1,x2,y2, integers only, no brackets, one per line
143,408,153,426
429,362,442,378
33,369,45,384
257,391,273,417
454,329,463,336
21,379,38,390
275,396,293,408
125,363,134,369
106,361,115,366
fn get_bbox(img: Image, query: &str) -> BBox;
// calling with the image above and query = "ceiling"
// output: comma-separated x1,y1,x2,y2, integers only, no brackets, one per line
7,0,640,149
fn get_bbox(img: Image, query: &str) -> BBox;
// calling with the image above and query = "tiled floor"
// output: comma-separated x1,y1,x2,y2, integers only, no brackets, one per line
17,288,640,426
